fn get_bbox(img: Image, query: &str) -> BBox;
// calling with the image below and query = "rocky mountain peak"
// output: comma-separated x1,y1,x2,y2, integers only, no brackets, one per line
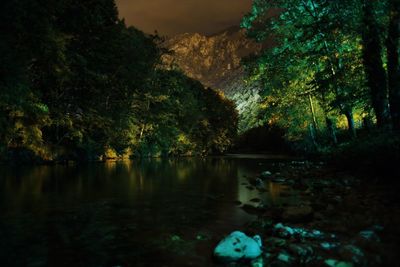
161,26,262,94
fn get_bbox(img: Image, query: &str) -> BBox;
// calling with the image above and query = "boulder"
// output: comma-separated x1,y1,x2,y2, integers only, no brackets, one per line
214,231,262,262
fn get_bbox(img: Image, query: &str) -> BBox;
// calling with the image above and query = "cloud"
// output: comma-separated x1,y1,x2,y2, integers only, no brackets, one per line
116,0,252,36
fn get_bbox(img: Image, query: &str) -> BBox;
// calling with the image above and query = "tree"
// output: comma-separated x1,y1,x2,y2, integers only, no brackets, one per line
241,0,368,142
361,0,391,128
387,0,400,130
0,0,238,161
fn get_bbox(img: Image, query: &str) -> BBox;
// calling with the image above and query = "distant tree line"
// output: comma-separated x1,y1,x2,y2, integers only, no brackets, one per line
0,0,238,162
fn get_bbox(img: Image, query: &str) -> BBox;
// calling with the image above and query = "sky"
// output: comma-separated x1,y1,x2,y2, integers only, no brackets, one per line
115,0,253,36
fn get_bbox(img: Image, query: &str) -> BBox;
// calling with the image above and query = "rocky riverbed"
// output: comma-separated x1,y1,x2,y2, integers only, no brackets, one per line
223,160,400,267
1,158,398,266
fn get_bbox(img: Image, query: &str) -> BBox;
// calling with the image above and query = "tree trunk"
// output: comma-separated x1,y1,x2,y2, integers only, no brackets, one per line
344,109,357,139
387,0,400,131
308,94,319,132
362,115,373,131
309,124,318,148
325,117,338,145
362,0,391,128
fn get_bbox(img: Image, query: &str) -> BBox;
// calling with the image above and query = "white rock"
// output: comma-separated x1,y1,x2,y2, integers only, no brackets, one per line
214,231,262,262
261,171,272,178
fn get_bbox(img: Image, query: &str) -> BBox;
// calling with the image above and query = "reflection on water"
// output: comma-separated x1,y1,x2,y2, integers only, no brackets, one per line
0,157,295,267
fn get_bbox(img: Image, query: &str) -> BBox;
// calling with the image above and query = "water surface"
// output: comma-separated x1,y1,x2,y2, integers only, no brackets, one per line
0,157,295,266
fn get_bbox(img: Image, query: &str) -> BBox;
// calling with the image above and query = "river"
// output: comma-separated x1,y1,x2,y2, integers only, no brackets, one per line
0,156,297,267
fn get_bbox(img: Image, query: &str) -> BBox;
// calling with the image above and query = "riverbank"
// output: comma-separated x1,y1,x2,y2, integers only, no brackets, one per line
230,160,400,267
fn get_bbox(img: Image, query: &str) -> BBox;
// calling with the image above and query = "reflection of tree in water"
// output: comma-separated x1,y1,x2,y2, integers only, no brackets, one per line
0,158,264,266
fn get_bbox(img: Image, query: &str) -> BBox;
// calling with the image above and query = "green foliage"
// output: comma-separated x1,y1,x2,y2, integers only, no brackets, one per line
0,0,238,161
241,0,396,148
133,70,238,157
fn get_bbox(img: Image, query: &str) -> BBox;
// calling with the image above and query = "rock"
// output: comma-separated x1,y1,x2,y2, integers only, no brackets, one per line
255,178,265,188
274,223,295,238
214,231,262,262
273,223,329,240
320,242,340,250
372,224,384,232
265,237,287,250
358,230,380,242
162,27,261,96
353,228,382,248
282,206,314,223
288,244,314,262
324,259,354,267
272,177,287,183
306,229,327,239
277,251,294,264
339,245,365,266
261,171,272,178
171,235,181,241
251,257,264,267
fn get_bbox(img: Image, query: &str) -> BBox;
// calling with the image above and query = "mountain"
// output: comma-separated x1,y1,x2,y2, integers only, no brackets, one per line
161,26,268,132
161,27,262,95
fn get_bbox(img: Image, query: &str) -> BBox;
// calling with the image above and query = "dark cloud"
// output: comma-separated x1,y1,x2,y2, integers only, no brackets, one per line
115,0,253,36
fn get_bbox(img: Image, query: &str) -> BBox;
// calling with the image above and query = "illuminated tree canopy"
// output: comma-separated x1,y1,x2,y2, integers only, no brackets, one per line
241,0,400,147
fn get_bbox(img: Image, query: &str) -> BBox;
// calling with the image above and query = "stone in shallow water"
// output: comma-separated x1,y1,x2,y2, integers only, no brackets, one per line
273,223,328,240
272,177,286,183
265,237,287,249
320,242,340,250
277,252,293,263
274,223,295,238
255,178,265,188
214,231,262,262
251,257,264,267
288,244,314,260
324,259,354,267
339,245,365,266
261,171,272,178
359,230,380,242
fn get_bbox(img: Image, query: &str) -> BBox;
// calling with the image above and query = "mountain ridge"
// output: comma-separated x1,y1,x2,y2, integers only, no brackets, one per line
161,26,262,95
161,26,266,132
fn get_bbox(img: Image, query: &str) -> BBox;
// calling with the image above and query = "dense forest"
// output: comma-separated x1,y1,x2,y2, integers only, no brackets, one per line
0,0,237,162
238,0,400,171
1,0,399,166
